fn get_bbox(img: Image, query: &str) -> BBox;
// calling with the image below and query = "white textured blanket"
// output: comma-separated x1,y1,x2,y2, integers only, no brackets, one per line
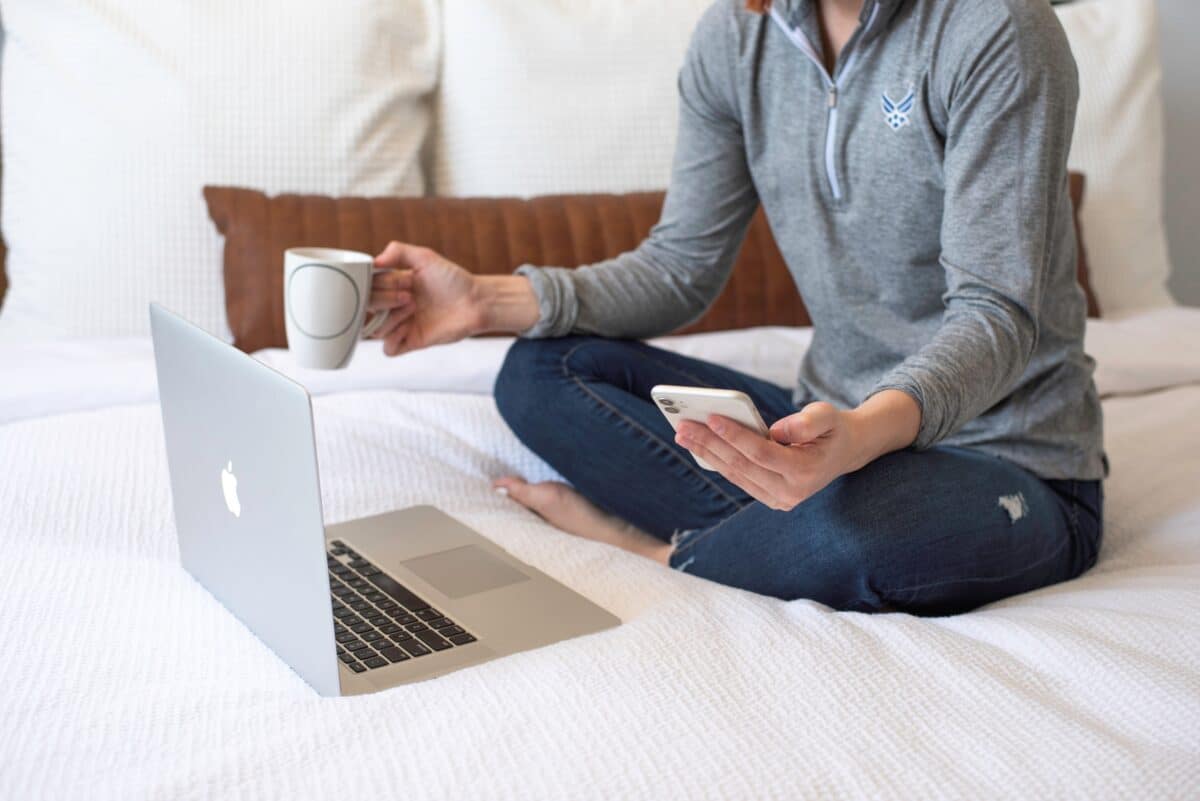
2,375,1199,798
5,307,1200,425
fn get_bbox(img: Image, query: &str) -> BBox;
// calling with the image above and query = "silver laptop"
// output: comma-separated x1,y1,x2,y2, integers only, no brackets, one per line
149,304,619,696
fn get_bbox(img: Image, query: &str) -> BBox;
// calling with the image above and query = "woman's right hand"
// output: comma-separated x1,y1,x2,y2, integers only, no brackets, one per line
369,242,486,356
370,241,543,357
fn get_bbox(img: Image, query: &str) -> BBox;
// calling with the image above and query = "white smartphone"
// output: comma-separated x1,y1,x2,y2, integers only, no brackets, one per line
650,384,770,471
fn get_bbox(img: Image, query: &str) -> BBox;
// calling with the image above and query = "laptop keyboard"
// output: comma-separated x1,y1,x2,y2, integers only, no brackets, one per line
327,540,477,673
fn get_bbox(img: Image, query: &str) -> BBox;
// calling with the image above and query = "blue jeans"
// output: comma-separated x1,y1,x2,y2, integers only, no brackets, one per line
494,336,1103,615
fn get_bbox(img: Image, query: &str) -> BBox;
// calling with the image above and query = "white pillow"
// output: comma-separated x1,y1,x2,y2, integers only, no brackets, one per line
431,0,713,197
1057,0,1175,313
432,0,1174,315
0,0,438,342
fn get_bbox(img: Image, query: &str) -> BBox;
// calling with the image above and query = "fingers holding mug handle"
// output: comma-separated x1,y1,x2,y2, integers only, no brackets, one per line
361,309,390,339
362,266,397,339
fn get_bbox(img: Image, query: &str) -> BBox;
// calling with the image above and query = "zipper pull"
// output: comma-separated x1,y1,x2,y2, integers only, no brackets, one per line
828,86,838,109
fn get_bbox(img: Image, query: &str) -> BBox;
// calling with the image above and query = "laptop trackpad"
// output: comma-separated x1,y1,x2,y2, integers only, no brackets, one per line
401,545,531,599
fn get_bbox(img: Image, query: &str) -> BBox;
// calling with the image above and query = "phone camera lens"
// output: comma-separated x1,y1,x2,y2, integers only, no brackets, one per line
665,407,680,414
658,398,673,406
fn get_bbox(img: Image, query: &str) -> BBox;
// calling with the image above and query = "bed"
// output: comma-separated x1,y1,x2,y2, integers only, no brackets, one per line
2,309,1199,800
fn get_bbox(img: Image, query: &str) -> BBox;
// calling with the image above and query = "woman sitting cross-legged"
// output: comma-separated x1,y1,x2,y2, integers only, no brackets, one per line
366,0,1105,616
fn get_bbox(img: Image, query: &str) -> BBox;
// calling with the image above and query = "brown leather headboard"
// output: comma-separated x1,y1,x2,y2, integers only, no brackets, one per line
1069,173,1101,318
205,177,1096,354
205,187,809,353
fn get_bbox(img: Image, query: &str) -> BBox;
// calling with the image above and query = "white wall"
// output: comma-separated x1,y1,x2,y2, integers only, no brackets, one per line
1158,0,1200,305
1,2,1196,304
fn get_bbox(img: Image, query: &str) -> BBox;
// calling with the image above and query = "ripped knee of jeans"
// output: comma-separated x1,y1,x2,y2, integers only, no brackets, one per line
997,491,1029,524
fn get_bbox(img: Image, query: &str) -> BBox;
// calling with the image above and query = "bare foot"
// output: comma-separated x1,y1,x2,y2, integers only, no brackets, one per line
493,477,672,564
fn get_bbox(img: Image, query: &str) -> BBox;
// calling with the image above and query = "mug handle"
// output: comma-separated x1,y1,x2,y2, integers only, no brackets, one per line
360,267,392,339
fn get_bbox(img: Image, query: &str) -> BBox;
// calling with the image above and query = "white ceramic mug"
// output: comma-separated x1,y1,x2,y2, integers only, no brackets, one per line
283,247,388,369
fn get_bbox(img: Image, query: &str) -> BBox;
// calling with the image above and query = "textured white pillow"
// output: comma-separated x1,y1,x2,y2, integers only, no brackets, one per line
0,0,438,341
432,0,1174,315
432,0,712,198
1057,0,1175,313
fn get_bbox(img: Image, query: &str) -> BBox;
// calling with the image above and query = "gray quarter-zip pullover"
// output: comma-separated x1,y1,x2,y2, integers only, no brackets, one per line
516,0,1106,481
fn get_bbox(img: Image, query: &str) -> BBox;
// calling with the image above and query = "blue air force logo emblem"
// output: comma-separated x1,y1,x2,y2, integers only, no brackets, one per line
881,88,915,131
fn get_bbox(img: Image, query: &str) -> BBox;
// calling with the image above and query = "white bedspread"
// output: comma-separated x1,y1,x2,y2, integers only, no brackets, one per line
4,306,1199,425
2,313,1199,799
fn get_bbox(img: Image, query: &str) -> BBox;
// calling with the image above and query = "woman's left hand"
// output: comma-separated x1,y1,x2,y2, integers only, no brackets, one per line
674,391,921,512
674,402,855,511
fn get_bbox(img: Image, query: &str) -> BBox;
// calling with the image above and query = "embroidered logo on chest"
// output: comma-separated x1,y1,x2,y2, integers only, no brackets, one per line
881,87,916,131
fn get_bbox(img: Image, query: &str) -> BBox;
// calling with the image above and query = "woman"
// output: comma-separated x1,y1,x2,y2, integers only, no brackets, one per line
367,0,1105,615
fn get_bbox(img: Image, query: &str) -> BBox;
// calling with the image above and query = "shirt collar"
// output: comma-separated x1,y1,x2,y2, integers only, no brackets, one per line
778,0,902,48
781,0,903,26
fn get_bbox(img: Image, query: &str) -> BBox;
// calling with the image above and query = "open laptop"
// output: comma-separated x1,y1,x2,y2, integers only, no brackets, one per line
149,304,619,696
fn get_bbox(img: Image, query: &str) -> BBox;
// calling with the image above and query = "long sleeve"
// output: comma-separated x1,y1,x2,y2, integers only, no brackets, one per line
871,8,1079,449
518,6,759,340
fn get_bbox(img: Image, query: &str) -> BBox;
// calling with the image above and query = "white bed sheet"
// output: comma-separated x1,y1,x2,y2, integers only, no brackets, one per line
1,313,1199,799
0,327,816,425
4,307,1199,426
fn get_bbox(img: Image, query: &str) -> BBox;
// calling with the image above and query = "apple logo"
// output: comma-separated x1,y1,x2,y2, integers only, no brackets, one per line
221,460,242,518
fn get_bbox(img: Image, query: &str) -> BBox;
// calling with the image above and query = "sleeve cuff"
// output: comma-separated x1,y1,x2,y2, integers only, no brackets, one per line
867,379,939,451
514,265,579,339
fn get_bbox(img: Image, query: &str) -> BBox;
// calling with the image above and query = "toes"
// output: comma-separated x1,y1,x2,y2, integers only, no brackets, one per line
492,477,571,514
490,477,642,547
492,477,516,497
493,476,537,507
492,476,526,498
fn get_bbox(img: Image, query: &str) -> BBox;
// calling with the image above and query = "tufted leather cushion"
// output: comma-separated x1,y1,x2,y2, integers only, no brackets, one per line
204,187,805,352
204,178,1096,354
1070,173,1101,318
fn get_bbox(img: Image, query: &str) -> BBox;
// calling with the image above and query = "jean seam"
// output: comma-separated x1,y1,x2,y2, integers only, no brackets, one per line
563,338,786,404
883,529,1073,601
1068,480,1081,539
559,342,748,512
632,349,796,420
629,350,725,389
1067,479,1101,571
